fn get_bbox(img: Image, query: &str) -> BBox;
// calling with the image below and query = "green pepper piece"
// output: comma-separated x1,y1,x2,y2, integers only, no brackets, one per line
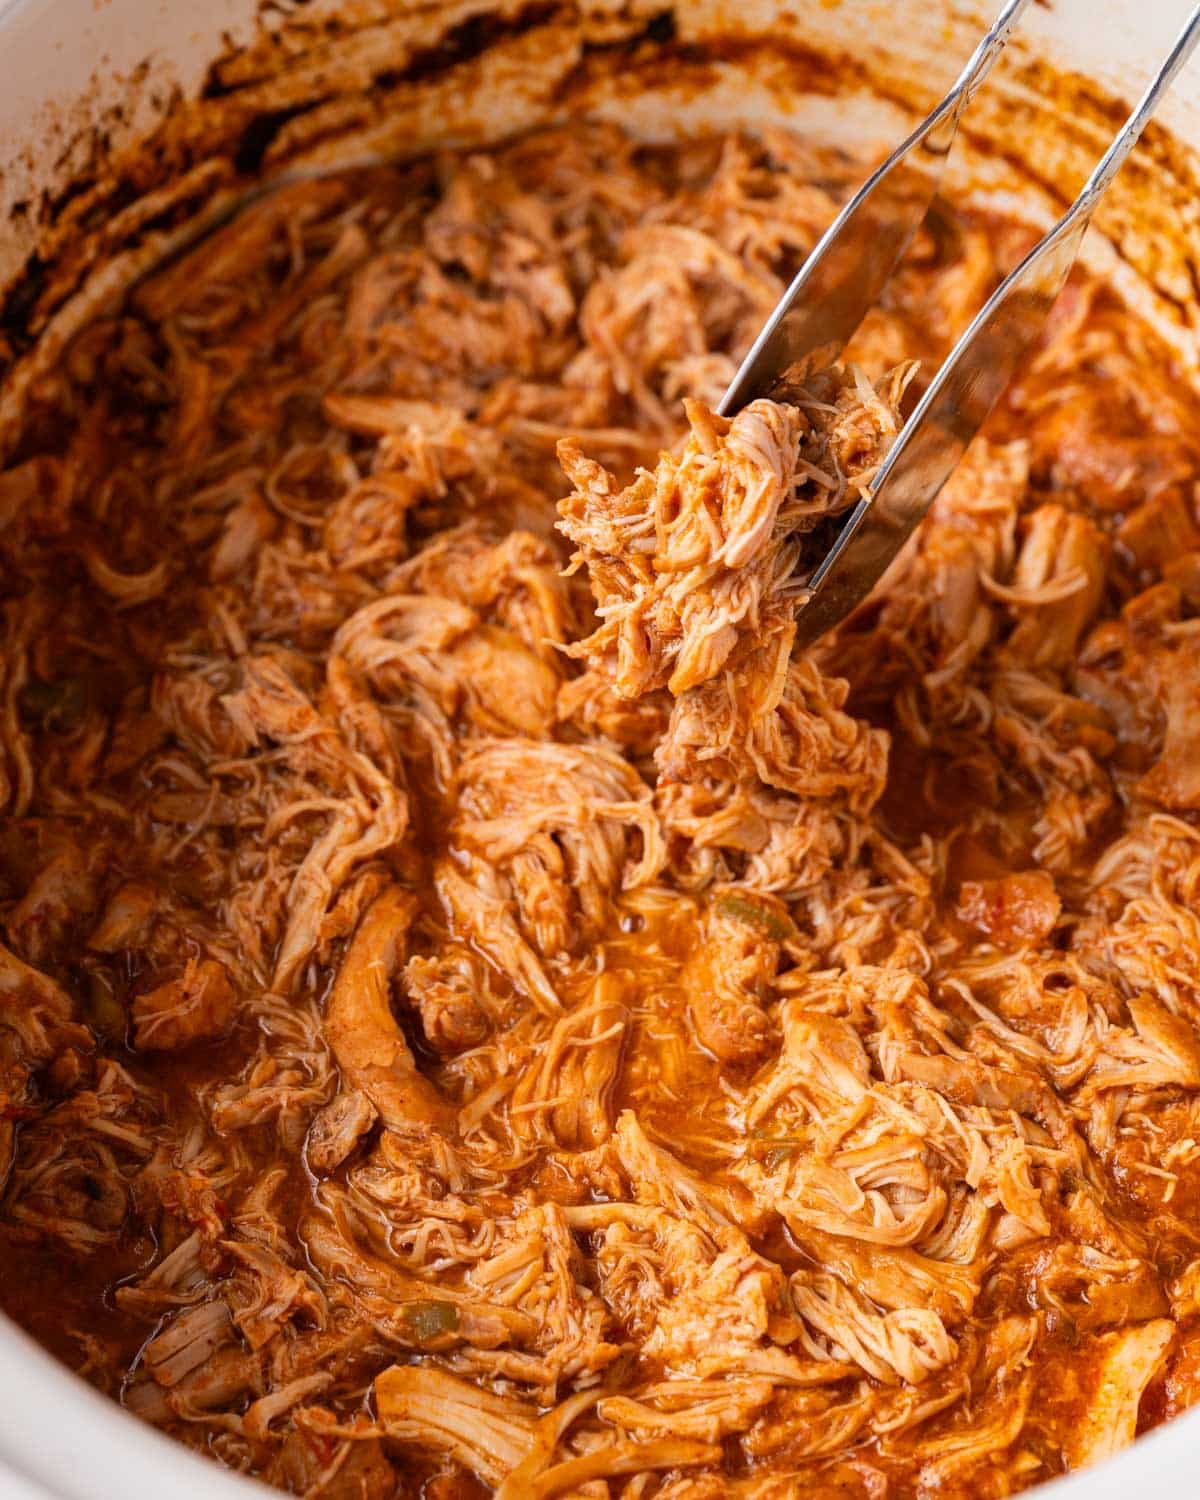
84,970,126,1043
713,891,794,943
402,1299,460,1342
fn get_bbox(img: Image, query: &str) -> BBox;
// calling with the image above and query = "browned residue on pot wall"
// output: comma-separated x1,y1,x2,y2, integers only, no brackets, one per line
5,0,1200,428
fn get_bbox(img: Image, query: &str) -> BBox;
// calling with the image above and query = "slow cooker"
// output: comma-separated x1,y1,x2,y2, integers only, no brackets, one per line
0,0,1198,1494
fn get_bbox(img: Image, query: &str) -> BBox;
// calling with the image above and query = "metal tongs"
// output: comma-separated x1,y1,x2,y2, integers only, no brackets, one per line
720,0,1200,649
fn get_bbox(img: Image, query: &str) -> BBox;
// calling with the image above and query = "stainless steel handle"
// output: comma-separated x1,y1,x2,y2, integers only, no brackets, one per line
718,0,1035,418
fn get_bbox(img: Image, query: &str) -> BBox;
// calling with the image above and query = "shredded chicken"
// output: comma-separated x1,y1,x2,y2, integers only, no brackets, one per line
558,366,911,700
0,121,1198,1500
